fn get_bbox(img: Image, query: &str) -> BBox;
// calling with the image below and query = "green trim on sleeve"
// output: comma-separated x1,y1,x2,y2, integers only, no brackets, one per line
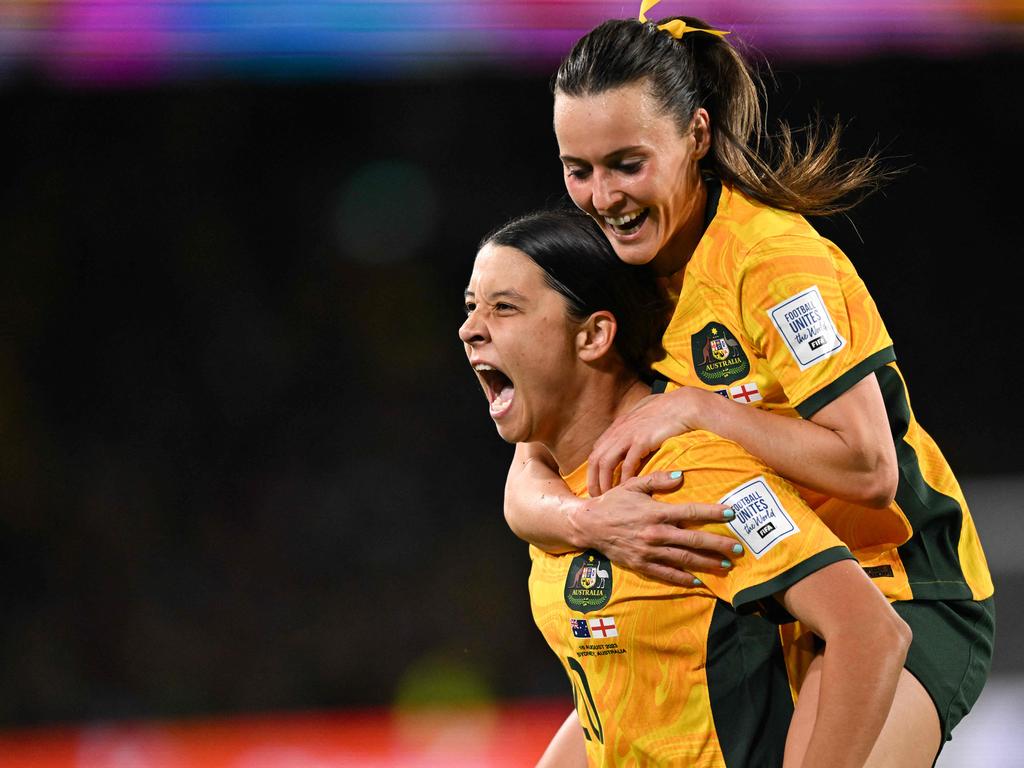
796,346,896,418
732,545,855,622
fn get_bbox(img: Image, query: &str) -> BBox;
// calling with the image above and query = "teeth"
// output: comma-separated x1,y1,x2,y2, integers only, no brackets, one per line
474,364,494,371
604,210,644,227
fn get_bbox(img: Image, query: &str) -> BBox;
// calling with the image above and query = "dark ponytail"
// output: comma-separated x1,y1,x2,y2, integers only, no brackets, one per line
554,17,892,216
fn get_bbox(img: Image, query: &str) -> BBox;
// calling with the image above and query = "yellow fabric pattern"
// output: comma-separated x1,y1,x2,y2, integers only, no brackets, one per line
529,432,853,767
651,183,993,601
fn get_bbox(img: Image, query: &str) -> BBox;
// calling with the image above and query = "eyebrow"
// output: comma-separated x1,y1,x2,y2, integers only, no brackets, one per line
464,288,529,302
559,145,647,164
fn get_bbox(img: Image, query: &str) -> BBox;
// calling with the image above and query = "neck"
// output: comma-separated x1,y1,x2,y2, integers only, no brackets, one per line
651,173,708,278
542,371,651,476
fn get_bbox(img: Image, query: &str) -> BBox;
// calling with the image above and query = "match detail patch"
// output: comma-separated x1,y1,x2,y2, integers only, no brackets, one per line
768,285,846,370
719,477,799,559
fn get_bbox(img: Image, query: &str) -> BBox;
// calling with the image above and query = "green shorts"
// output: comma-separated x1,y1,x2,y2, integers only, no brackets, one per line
894,596,995,743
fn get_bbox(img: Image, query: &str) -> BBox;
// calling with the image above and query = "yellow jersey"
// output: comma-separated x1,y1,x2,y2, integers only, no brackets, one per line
529,432,854,767
652,182,992,602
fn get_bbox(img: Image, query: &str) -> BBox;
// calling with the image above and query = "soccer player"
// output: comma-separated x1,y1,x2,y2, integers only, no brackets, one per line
503,7,995,761
461,209,910,767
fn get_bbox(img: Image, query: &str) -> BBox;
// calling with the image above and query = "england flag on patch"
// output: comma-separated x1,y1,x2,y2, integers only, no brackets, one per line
588,616,618,638
729,382,762,404
570,619,591,638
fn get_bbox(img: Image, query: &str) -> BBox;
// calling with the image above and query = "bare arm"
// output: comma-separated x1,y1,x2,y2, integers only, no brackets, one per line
505,442,738,586
535,711,587,768
588,373,898,507
778,559,912,768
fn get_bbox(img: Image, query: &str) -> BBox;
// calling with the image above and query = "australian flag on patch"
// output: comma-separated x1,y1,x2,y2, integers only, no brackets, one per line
570,618,591,638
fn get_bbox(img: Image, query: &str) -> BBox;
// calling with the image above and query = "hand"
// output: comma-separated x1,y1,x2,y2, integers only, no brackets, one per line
568,471,739,587
588,387,704,496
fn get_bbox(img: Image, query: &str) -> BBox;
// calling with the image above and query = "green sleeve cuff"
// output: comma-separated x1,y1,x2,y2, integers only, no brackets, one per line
733,546,856,623
796,346,896,419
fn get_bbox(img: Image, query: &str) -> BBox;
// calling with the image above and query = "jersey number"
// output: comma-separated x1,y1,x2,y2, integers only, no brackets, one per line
567,657,604,744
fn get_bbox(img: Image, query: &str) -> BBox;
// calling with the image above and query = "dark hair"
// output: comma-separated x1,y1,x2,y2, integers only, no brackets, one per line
480,208,668,378
554,17,893,216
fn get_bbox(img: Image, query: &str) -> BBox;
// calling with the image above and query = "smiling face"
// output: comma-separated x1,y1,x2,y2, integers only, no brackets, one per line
459,243,583,447
554,80,710,276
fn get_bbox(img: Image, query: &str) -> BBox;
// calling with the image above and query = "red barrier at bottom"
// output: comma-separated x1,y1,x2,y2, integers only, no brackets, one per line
0,701,570,768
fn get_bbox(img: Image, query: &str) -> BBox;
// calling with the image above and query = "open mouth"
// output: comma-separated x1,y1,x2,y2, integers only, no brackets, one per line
474,363,515,419
604,208,649,235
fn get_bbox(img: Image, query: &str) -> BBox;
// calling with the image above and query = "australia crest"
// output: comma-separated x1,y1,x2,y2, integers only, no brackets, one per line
690,322,750,386
564,550,612,613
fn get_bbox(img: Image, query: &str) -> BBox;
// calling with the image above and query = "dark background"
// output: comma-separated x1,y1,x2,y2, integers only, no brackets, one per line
2,53,1022,726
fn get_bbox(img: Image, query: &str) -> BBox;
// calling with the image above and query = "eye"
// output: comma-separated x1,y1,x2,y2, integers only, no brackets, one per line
464,301,476,316
494,302,518,313
618,160,644,175
566,166,591,181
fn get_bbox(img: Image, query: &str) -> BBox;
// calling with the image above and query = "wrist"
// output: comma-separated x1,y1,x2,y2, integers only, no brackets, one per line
562,495,591,550
667,385,705,432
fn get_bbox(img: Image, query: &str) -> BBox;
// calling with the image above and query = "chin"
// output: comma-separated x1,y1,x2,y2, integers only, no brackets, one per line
494,422,525,445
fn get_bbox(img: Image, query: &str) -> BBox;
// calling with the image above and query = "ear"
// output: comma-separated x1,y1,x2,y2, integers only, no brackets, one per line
691,108,711,160
576,311,618,362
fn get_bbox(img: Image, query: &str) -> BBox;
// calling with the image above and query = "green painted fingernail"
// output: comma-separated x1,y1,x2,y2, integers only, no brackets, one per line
732,543,744,554
723,509,735,520
721,560,732,569
669,470,682,479
692,578,702,586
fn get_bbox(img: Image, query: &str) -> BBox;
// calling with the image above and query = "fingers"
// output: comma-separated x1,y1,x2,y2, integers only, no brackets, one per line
657,527,742,561
628,546,734,586
622,470,685,495
635,563,699,588
619,443,650,487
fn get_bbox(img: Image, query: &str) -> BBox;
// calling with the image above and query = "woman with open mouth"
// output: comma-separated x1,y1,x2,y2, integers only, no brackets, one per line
461,208,911,767
503,2,994,764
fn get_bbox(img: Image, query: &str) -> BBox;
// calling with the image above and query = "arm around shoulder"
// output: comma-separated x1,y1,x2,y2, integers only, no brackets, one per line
505,442,587,552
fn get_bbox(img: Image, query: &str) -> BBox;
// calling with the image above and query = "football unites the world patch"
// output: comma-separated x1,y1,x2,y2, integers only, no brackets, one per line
768,285,847,370
690,322,750,385
564,550,612,613
719,476,799,559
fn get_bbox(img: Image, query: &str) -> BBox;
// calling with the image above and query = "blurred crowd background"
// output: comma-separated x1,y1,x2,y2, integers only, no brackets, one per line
1,1,1022,765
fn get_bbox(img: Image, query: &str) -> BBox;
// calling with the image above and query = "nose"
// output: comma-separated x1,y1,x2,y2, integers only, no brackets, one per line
591,167,623,213
459,309,489,346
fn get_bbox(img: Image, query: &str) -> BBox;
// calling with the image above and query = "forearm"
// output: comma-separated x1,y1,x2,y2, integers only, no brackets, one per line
780,560,912,768
683,377,897,507
799,626,909,768
535,711,587,768
505,442,586,552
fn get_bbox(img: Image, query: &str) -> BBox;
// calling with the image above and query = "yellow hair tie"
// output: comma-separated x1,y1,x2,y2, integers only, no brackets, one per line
638,0,730,39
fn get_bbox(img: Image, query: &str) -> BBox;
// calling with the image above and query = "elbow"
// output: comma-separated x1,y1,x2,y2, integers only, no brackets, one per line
849,451,899,509
857,469,898,509
876,607,913,666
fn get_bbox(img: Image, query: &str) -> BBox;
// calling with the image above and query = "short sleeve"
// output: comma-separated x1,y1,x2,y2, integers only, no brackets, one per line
738,235,895,418
649,435,854,620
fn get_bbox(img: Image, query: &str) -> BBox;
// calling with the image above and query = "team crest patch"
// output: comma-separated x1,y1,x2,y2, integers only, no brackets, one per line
690,322,750,385
768,285,847,370
564,550,612,613
719,476,799,559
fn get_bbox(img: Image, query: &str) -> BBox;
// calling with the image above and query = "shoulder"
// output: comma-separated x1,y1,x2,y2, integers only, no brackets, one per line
641,430,771,479
707,186,841,274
